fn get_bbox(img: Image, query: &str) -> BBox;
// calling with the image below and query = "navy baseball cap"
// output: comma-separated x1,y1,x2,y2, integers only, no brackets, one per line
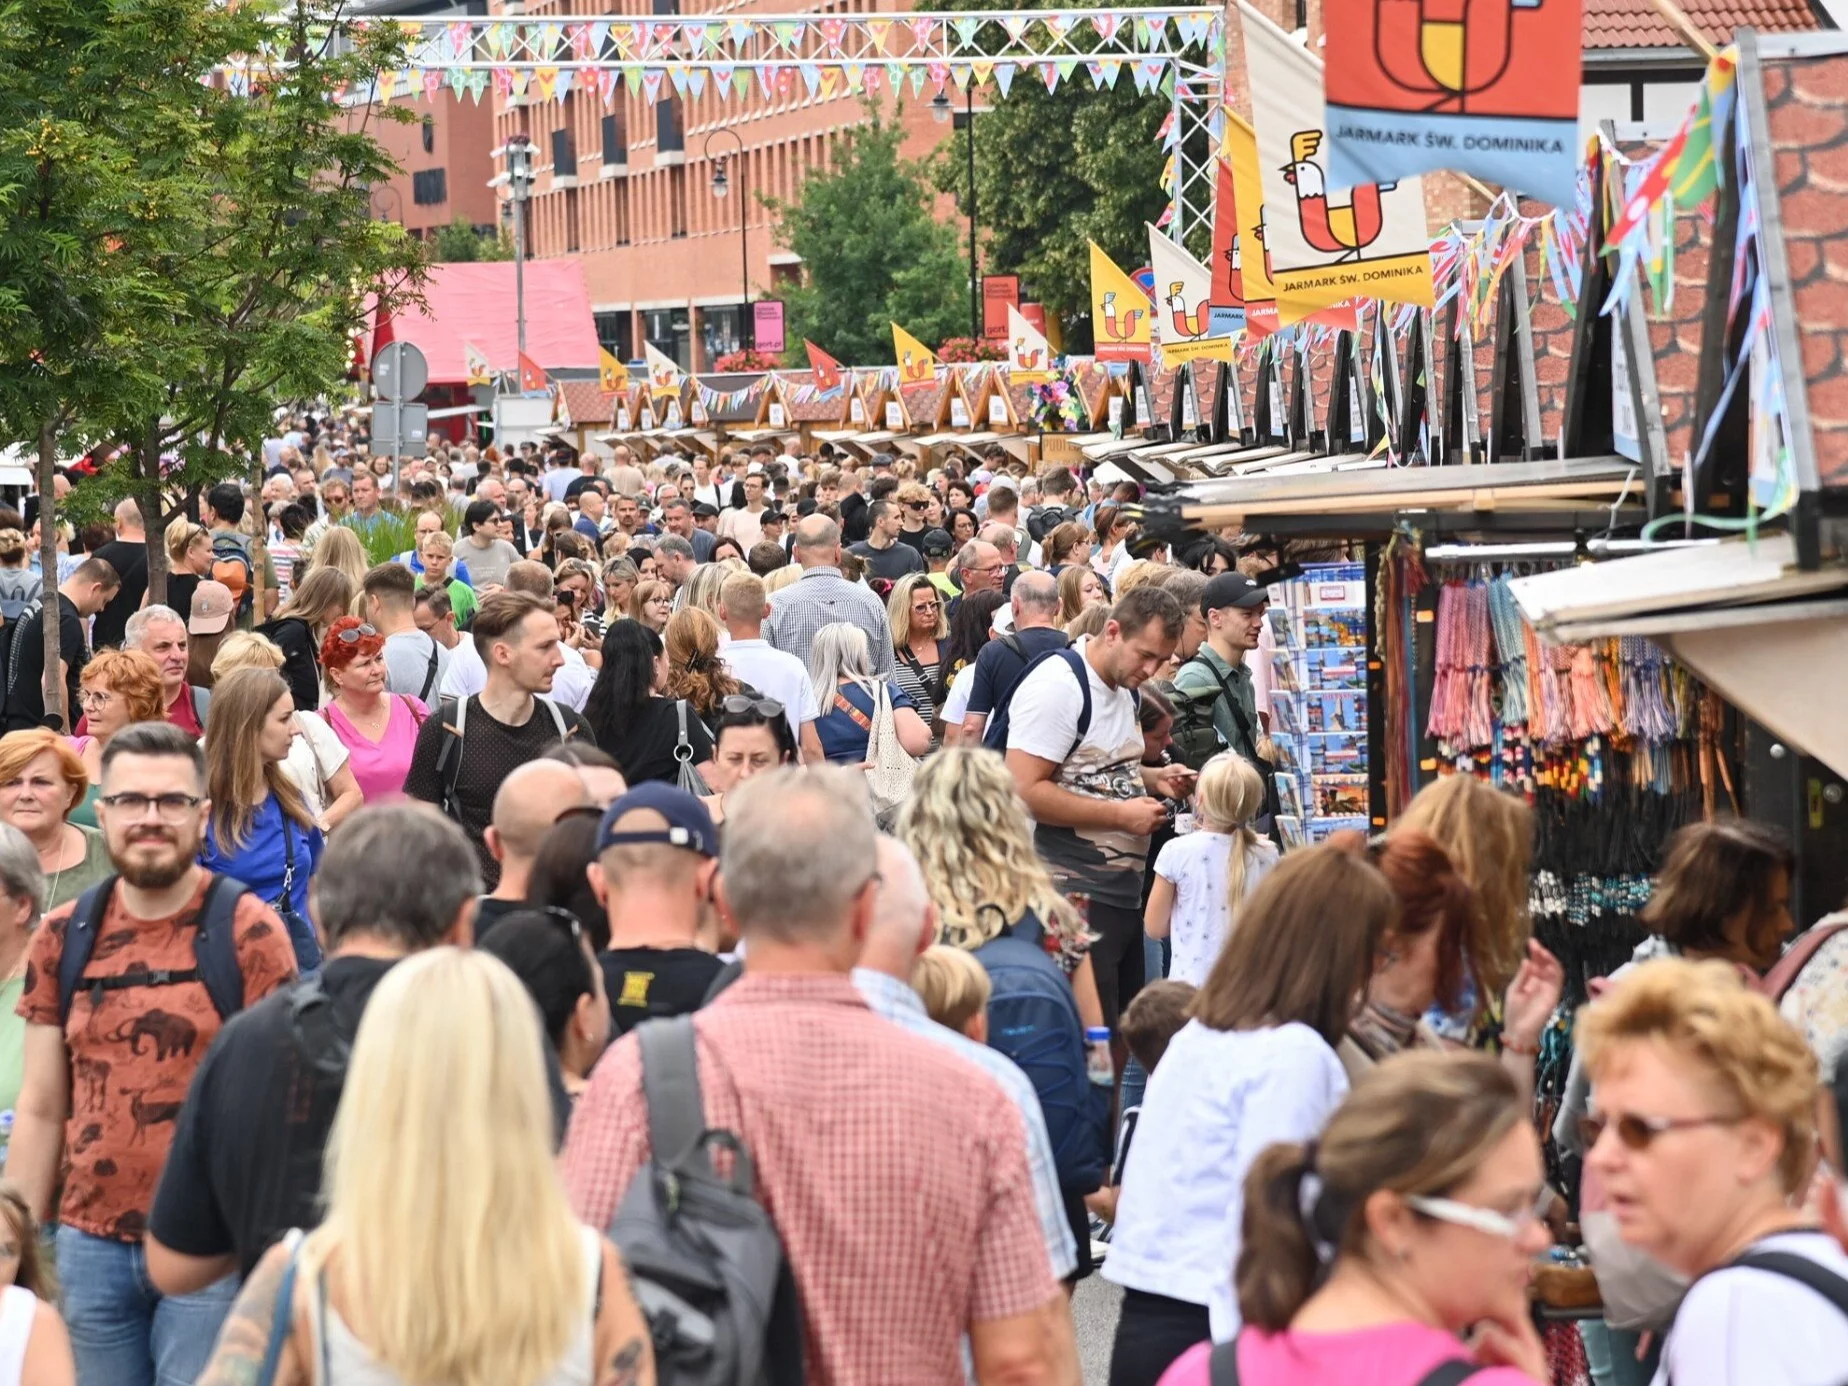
596,783,718,858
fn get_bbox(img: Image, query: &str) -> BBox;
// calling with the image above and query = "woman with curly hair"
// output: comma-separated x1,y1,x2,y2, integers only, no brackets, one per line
662,607,741,727
896,747,1103,1023
68,649,166,828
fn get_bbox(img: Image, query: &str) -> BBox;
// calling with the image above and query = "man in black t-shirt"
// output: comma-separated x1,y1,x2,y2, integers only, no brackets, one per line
145,805,487,1289
402,591,596,885
849,500,926,583
4,557,118,731
586,782,724,1036
90,499,149,651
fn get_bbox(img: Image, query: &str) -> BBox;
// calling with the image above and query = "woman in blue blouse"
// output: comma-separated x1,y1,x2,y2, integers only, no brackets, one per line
200,667,324,969
807,622,932,765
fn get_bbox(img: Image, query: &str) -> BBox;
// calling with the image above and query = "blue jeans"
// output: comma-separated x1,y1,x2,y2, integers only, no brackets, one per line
57,1225,237,1386
1579,1319,1659,1386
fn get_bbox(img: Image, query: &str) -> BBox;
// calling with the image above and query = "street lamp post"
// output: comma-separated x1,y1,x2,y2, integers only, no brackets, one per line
933,92,979,339
703,128,750,353
502,134,535,356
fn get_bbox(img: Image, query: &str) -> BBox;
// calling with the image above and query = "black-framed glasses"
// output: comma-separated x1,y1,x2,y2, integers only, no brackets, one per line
98,792,203,821
1578,1110,1744,1152
335,623,379,644
720,693,786,719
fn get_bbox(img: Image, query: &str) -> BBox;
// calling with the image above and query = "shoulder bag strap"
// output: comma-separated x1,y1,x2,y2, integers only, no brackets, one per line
1763,920,1848,1002
637,1015,708,1175
1056,647,1095,761
1725,1249,1848,1317
278,816,297,913
418,636,439,702
674,699,694,763
1415,1364,1481,1386
1207,1337,1240,1386
538,695,567,740
832,687,874,734
254,1230,304,1386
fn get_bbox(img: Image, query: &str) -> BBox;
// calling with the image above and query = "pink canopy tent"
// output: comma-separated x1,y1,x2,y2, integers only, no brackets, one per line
369,261,602,385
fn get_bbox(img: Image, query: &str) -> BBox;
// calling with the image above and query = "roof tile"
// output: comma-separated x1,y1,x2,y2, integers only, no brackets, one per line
1582,0,1818,49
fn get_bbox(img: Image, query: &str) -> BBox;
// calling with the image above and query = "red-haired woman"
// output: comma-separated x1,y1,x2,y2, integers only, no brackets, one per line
318,616,428,802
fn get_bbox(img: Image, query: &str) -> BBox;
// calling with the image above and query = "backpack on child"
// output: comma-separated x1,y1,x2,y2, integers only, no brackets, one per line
973,909,1111,1194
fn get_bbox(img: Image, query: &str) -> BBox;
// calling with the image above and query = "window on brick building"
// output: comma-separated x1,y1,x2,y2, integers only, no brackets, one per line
552,127,577,179
601,112,626,165
412,168,447,206
657,98,683,154
421,115,434,154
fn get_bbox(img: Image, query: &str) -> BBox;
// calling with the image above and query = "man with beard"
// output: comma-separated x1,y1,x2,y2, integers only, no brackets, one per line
5,721,297,1385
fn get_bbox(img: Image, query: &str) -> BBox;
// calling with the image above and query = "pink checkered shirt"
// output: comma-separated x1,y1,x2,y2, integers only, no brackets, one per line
561,971,1058,1385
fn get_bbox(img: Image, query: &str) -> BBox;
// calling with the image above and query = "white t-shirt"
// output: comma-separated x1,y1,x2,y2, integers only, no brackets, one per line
940,663,977,729
721,639,819,741
1005,638,1147,910
282,710,350,823
1104,1019,1348,1336
1153,831,1280,985
1655,1232,1848,1386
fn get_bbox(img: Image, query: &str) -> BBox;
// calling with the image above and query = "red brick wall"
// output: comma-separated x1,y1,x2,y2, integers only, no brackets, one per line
1764,53,1848,487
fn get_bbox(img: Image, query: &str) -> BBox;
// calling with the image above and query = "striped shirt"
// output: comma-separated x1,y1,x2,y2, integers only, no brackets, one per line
763,566,896,678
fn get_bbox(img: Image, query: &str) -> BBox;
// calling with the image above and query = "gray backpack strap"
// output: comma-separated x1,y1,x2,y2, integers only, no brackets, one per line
637,1016,710,1176
191,685,211,726
539,694,567,741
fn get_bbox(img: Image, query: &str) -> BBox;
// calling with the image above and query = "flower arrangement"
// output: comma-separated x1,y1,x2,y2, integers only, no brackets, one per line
936,336,1007,363
713,349,783,372
1029,375,1088,433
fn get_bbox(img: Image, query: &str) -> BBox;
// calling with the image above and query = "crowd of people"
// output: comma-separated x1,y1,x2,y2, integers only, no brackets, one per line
0,421,1839,1386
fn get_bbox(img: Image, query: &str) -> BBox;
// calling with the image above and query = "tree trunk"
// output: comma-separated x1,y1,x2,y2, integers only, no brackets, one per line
139,424,168,608
35,420,63,731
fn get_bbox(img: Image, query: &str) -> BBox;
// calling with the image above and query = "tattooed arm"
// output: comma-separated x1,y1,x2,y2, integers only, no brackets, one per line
593,1238,656,1386
195,1242,307,1386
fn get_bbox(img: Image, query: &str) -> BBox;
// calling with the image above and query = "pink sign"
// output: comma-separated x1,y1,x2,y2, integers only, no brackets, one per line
753,300,786,354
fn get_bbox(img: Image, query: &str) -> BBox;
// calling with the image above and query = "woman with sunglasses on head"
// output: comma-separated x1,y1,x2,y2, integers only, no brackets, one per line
477,909,612,1104
199,668,324,970
886,573,950,741
318,616,426,802
1156,1050,1550,1386
700,696,796,826
1577,956,1845,1386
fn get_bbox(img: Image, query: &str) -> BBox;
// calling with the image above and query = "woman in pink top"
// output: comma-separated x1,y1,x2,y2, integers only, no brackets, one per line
1159,1051,1549,1386
318,616,427,802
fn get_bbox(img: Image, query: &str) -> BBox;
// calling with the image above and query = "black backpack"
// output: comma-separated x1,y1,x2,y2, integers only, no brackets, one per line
981,645,1134,757
1660,1249,1848,1386
57,874,251,1024
606,1016,804,1386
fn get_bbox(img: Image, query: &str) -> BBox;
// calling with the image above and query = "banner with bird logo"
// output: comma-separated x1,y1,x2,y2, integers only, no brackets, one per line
1241,3,1435,320
891,323,938,384
1148,224,1238,364
1089,242,1153,363
1323,0,1581,207
598,347,628,396
643,341,683,400
465,341,494,388
1006,304,1057,383
1224,112,1280,341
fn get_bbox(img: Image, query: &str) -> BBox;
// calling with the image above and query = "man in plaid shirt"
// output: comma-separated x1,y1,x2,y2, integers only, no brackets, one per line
561,766,1077,1386
762,514,897,677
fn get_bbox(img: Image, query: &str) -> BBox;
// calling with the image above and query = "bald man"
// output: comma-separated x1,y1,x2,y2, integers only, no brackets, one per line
853,836,1081,1288
764,514,895,675
474,759,594,938
961,569,1066,748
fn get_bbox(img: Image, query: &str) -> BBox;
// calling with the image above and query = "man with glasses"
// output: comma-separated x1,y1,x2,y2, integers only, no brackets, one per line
7,722,298,1384
584,783,725,1037
946,539,1006,622
717,572,825,763
718,469,773,551
849,499,926,583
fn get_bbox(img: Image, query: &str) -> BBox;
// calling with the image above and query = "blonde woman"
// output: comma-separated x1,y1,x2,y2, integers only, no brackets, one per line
680,563,730,620
195,948,655,1386
163,519,214,626
896,747,1104,1027
1058,565,1108,628
886,573,949,732
307,525,370,616
1393,775,1534,1026
1144,751,1277,987
200,667,324,969
807,622,930,765
0,530,41,627
762,564,802,596
212,635,362,833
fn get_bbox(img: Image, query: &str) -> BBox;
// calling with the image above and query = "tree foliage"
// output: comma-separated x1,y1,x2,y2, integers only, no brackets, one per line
0,0,426,632
432,213,514,262
766,105,969,366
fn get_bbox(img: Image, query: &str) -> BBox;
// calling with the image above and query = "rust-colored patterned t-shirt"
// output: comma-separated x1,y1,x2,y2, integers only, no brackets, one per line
18,873,297,1242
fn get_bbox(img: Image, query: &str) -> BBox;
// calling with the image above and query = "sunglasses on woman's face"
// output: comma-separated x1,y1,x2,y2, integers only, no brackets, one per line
1578,1110,1743,1151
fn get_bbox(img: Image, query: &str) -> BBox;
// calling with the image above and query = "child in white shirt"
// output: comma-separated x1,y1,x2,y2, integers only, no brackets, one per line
1145,751,1278,985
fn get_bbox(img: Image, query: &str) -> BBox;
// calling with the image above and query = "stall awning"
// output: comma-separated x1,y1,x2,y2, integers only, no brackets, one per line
373,262,601,386
1082,436,1147,460
1506,535,1848,778
1175,456,1640,523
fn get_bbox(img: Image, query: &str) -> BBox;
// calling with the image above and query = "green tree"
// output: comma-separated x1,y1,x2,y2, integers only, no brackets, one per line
433,213,513,263
0,0,425,675
767,105,969,366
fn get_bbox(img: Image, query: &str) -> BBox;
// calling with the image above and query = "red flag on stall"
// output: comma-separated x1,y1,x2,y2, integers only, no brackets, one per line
518,351,550,395
805,340,843,393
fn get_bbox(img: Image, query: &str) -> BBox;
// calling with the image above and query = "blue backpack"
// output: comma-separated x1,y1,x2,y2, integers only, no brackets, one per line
973,910,1111,1194
981,645,1136,758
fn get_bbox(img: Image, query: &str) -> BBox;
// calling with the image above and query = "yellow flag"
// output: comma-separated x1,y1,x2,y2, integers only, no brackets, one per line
891,323,937,385
1089,242,1151,364
464,341,493,387
599,347,628,396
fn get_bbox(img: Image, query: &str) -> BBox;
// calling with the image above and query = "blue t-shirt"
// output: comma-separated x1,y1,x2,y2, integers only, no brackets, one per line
815,680,914,763
200,794,323,909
